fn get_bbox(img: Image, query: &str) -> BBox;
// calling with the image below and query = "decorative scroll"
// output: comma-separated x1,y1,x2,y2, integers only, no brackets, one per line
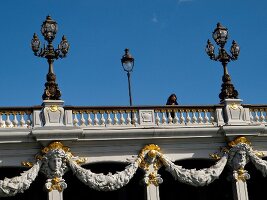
160,154,228,187
68,159,139,191
0,161,41,197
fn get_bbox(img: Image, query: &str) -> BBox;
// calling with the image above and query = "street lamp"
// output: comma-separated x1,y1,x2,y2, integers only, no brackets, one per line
121,48,134,106
31,15,70,100
205,23,240,102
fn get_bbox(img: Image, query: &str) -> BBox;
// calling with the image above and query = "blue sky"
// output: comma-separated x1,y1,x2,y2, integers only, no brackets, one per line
1,0,267,106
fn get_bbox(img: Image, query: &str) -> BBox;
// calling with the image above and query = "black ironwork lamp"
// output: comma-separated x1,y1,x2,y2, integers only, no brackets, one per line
121,48,134,106
31,15,70,100
205,23,240,102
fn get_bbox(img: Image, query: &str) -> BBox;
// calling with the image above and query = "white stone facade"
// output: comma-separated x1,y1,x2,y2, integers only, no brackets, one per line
0,99,267,200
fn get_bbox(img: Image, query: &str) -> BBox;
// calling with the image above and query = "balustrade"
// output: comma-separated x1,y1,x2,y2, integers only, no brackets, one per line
244,105,267,124
66,106,219,127
0,107,38,128
0,105,266,128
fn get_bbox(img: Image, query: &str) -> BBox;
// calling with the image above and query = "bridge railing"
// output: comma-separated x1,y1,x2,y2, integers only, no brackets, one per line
65,105,221,127
0,104,266,128
0,106,41,128
243,104,267,124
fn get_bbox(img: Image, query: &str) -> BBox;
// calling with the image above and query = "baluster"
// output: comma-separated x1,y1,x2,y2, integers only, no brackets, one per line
155,112,160,125
173,110,178,124
106,111,112,125
126,111,131,125
73,112,79,127
20,112,26,127
26,112,31,128
185,109,191,124
162,111,167,124
180,110,185,125
198,110,203,124
0,113,5,128
87,111,93,126
5,113,12,128
192,110,197,124
250,110,254,123
210,109,215,124
113,111,119,125
132,111,138,126
93,111,99,126
80,112,86,127
119,111,125,125
203,109,209,124
99,111,105,125
12,112,18,127
260,109,265,122
254,109,259,122
167,110,173,124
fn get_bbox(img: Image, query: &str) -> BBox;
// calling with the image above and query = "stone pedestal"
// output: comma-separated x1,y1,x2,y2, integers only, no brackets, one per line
33,100,73,127
42,100,65,126
145,184,160,200
48,190,63,200
232,180,249,200
222,99,250,125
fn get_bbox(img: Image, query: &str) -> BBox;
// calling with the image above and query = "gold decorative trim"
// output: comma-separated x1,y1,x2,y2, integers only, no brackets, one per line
209,153,221,160
21,161,34,167
236,168,248,182
148,172,160,186
49,105,58,112
138,144,161,171
42,141,70,154
40,141,86,165
49,177,63,192
255,151,265,158
230,103,238,110
228,136,251,148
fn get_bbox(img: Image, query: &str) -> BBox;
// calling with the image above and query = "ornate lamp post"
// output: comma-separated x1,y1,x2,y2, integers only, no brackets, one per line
31,15,70,100
121,48,135,106
205,23,240,102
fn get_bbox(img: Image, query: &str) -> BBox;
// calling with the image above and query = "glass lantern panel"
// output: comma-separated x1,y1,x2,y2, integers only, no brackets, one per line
123,62,133,72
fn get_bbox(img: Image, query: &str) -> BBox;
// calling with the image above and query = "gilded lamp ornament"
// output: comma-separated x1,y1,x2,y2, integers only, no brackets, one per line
31,15,70,100
205,23,240,102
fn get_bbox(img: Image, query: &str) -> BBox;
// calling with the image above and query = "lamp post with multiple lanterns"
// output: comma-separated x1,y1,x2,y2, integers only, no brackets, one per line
121,48,135,106
31,15,70,100
205,23,240,102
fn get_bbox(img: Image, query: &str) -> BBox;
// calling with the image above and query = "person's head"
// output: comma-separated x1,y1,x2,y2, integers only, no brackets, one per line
167,94,177,104
170,94,177,101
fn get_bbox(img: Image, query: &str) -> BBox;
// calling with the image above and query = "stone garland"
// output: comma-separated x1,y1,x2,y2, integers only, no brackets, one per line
68,159,140,191
0,161,41,197
1,140,267,196
160,154,228,187
247,147,267,177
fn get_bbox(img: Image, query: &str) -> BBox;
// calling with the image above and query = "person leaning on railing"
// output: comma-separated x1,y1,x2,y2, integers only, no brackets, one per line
166,93,178,119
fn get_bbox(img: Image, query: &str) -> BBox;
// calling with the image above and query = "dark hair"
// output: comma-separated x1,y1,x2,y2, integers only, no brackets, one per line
166,93,178,105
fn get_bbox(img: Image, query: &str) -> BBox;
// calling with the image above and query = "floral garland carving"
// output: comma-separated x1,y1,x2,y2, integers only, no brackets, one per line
68,159,139,191
2,138,267,196
0,161,41,197
160,153,228,187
